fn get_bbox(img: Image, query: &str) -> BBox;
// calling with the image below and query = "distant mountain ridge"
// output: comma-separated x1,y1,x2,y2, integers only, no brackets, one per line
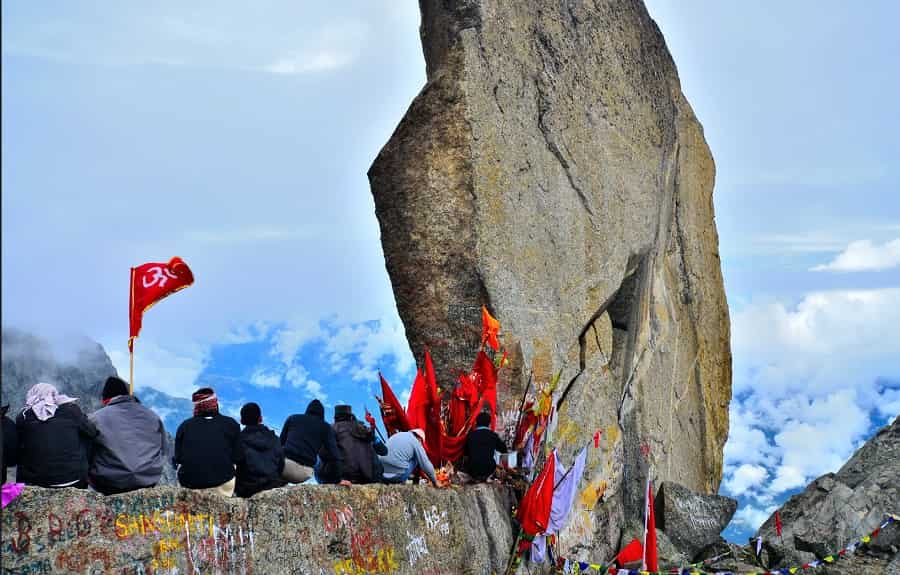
1,327,189,484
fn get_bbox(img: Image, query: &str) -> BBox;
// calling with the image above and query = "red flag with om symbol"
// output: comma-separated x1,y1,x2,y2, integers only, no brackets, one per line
129,257,194,350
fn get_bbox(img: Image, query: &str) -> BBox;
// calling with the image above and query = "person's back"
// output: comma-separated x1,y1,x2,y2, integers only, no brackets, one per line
464,412,508,481
174,388,242,495
16,383,98,488
280,399,340,483
89,377,165,495
235,403,285,498
332,405,377,484
379,429,438,486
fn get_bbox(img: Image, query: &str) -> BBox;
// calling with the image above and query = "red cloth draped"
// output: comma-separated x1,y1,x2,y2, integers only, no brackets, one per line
643,480,658,571
516,451,556,544
423,349,443,464
129,257,194,351
449,373,479,436
471,350,498,429
377,373,410,436
775,510,783,537
616,538,643,565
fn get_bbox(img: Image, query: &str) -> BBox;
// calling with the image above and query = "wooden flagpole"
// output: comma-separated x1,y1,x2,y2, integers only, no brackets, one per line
129,345,135,396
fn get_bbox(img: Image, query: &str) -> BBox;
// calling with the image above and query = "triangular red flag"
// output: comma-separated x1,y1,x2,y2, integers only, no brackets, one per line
471,350,498,429
481,305,501,351
422,349,443,464
516,451,556,539
775,510,783,537
378,373,411,436
615,538,644,565
642,479,658,571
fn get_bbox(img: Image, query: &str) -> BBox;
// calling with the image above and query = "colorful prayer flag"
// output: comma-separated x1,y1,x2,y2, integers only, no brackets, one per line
516,451,557,540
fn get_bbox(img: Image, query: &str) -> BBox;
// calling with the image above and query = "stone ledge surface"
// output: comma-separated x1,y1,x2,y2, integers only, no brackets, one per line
1,484,514,575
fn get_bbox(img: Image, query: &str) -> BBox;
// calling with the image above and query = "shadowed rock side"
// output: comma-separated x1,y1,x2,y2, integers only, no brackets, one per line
368,0,731,560
0,484,513,575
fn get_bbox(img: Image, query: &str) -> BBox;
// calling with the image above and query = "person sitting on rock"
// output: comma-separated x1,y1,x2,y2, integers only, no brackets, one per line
2,403,18,484
174,387,242,496
463,411,508,482
332,405,387,484
15,382,98,488
88,376,166,495
235,402,285,498
280,399,341,484
379,428,438,486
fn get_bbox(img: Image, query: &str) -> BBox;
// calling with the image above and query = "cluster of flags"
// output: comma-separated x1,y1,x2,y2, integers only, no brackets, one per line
554,515,897,575
376,306,504,466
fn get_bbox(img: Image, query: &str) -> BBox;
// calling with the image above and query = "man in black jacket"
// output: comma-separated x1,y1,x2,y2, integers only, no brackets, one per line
235,403,285,498
174,387,242,496
280,399,341,484
15,383,98,488
464,411,508,482
332,405,385,484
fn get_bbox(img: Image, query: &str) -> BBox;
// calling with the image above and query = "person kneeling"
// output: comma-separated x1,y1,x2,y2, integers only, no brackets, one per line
463,412,508,483
379,428,438,487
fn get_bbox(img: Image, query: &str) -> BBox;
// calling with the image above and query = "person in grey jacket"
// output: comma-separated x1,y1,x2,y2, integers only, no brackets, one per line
89,377,165,495
378,428,438,486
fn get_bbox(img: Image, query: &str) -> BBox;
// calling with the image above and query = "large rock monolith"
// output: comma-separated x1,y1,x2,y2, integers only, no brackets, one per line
368,0,732,561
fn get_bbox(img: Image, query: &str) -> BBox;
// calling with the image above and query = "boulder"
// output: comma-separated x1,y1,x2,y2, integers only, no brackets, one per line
368,0,732,559
654,481,736,559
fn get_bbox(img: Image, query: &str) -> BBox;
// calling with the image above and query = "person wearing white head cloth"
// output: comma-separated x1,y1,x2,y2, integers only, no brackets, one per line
15,382,98,488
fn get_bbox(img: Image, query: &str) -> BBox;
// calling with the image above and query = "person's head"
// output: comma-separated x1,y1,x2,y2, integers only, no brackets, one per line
25,382,77,421
192,387,219,416
102,376,129,403
411,428,426,444
240,402,262,426
305,399,325,419
334,404,354,422
475,411,491,428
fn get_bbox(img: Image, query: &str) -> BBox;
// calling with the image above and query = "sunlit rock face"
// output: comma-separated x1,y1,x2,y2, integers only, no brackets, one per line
369,0,731,559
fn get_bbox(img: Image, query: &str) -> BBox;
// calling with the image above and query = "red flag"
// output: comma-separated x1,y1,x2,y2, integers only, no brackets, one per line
594,430,602,448
471,350,498,429
615,538,644,566
406,368,428,429
481,305,501,351
422,349,443,464
642,479,658,572
378,373,410,436
775,510,783,537
516,451,556,542
449,373,479,436
364,407,377,430
129,257,194,351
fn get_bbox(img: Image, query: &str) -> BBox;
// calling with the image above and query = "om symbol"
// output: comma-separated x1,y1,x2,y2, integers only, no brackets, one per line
142,266,179,288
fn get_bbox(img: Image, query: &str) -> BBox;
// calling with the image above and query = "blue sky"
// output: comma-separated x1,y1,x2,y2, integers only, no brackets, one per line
2,1,898,544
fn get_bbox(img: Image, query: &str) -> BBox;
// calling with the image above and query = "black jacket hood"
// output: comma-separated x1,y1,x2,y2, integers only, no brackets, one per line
305,399,324,419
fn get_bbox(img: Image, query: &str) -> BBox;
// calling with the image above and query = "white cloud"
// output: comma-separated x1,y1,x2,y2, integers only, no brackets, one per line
285,364,326,403
249,370,281,389
732,504,778,531
264,49,355,75
724,288,900,511
106,339,207,399
811,238,900,272
724,464,769,497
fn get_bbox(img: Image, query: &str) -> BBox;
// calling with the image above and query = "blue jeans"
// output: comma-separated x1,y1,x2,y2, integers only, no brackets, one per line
382,461,417,484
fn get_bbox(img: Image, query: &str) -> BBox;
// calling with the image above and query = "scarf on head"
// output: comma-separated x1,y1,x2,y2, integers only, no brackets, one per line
193,391,219,416
25,382,77,421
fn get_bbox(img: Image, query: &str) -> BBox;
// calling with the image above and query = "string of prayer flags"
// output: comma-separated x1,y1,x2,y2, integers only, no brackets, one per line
555,515,895,575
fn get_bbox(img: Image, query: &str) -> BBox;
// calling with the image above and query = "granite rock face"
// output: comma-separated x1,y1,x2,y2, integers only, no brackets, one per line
0,484,513,575
755,417,900,572
368,0,731,560
654,481,736,561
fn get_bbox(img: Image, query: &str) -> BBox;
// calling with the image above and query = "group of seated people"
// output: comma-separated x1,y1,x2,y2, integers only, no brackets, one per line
1,378,509,498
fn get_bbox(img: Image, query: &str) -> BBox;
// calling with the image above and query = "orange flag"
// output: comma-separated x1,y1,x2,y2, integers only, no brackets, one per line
481,305,501,351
